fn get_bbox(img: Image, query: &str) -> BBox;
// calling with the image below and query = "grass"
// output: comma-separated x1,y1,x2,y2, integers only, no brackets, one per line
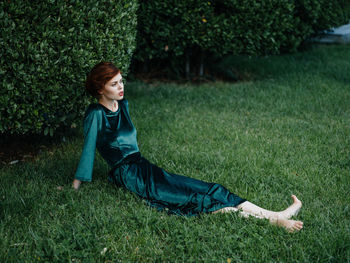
1,44,350,262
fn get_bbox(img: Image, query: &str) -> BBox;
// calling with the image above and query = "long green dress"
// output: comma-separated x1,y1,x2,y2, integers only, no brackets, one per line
74,99,246,216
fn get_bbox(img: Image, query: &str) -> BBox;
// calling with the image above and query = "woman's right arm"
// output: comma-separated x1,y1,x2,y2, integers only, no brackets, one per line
73,108,101,189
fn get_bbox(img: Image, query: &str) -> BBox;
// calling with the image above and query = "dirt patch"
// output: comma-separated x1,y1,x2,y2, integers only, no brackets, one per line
1,140,43,166
0,135,65,166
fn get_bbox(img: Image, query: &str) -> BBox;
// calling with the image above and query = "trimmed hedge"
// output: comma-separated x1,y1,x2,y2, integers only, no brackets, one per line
0,0,138,136
133,0,349,77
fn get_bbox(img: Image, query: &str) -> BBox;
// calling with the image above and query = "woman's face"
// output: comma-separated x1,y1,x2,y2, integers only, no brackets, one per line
99,73,124,101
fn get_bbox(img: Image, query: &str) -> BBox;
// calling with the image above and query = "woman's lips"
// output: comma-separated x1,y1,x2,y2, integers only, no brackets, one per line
119,92,124,96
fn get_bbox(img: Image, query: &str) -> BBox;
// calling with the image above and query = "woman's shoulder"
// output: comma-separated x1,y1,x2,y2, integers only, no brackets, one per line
82,104,103,133
84,103,103,119
118,98,128,106
118,99,130,112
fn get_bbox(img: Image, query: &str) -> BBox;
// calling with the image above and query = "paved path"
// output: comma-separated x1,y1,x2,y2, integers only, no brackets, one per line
311,22,350,44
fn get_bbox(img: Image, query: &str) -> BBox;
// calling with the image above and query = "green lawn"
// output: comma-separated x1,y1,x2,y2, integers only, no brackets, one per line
1,45,349,262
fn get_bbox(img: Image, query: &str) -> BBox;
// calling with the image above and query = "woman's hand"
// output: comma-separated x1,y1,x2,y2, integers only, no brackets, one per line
72,179,82,190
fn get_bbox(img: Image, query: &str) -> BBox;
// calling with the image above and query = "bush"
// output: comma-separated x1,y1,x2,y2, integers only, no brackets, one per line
296,0,350,34
132,0,349,79
0,0,138,136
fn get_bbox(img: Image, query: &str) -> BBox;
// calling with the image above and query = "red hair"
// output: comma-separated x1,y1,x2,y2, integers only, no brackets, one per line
85,62,121,98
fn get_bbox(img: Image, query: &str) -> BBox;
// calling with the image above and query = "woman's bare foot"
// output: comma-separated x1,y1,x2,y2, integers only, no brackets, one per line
279,195,302,219
272,217,303,232
212,196,303,232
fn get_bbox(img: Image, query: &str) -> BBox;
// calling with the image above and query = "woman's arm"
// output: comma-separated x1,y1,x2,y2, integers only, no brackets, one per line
73,107,101,188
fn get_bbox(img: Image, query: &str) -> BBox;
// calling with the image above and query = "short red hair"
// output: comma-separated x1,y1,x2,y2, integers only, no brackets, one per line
85,62,121,98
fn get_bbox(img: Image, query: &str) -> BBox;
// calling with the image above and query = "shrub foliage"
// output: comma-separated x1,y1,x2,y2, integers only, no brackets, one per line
133,0,349,77
0,0,138,136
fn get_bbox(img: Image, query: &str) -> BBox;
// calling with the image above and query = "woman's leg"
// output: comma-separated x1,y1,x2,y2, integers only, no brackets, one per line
236,195,302,220
214,195,303,232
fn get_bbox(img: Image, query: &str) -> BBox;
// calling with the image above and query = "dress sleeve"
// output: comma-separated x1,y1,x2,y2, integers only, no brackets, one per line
119,99,128,110
74,107,101,182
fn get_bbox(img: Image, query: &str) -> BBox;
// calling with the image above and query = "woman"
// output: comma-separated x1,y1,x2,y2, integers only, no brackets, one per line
73,62,303,232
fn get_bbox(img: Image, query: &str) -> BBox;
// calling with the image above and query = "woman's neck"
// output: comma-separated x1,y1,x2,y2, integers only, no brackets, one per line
99,99,119,112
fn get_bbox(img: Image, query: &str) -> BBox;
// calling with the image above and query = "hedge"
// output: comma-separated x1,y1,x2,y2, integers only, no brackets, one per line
132,0,350,77
0,0,138,136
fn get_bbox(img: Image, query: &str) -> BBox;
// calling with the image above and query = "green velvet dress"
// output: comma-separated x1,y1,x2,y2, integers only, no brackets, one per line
74,99,246,216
